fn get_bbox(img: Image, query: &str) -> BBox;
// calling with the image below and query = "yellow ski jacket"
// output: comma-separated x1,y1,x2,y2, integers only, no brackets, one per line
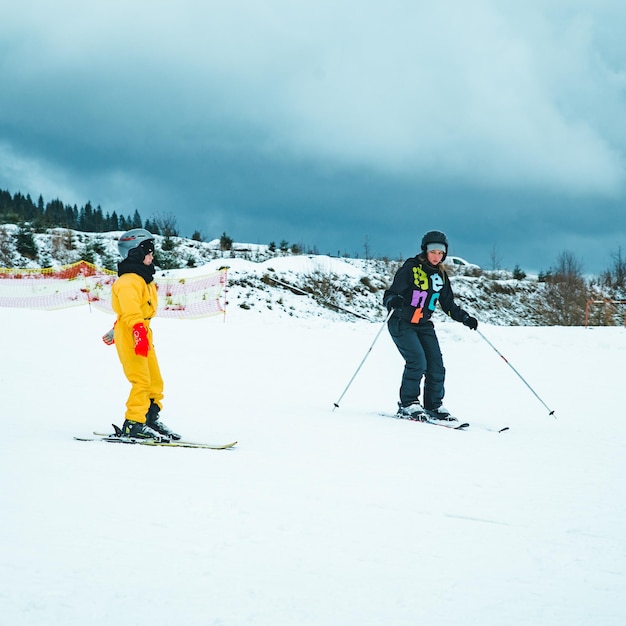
111,273,158,329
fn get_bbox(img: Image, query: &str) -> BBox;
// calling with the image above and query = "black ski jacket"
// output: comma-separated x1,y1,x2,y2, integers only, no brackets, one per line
383,255,470,325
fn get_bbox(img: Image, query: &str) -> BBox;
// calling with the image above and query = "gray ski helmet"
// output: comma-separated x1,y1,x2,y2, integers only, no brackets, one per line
117,228,155,259
421,230,449,260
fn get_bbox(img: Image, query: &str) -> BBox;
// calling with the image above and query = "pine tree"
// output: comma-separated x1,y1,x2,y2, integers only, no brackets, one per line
109,211,120,231
16,223,38,260
220,232,233,251
132,210,142,228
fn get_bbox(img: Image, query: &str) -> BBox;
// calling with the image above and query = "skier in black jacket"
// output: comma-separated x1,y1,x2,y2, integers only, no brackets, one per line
383,230,478,421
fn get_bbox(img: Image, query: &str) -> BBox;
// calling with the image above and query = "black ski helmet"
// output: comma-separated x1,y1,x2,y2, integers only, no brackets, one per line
421,230,449,260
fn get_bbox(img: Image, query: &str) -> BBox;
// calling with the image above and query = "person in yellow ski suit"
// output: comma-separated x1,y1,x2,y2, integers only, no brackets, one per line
106,228,180,440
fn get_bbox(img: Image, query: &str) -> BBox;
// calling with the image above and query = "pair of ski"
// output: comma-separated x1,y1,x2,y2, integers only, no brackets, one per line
74,427,237,450
385,412,509,433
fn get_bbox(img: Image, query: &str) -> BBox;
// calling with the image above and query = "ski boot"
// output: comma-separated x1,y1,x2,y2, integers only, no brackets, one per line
396,401,429,421
146,400,181,440
424,405,458,422
120,419,168,441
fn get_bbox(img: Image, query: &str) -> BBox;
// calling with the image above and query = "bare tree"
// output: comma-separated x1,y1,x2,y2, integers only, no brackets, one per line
602,246,626,288
363,235,371,262
152,213,179,238
543,251,588,325
488,244,502,271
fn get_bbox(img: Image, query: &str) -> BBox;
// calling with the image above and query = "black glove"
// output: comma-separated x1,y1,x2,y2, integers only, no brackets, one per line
385,294,404,312
463,314,478,330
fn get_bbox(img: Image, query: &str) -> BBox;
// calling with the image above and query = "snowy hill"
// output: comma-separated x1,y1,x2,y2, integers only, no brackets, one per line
1,225,554,326
2,298,626,625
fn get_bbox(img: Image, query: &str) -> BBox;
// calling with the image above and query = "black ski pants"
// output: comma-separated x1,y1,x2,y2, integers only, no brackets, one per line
388,317,445,409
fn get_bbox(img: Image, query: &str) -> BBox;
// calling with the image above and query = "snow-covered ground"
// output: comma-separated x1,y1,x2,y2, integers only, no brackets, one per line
2,297,626,625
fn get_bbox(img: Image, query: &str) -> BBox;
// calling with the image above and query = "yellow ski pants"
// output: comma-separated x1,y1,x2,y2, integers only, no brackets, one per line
114,322,164,423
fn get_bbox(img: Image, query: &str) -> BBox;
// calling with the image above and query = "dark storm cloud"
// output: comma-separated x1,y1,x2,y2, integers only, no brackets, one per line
1,0,626,274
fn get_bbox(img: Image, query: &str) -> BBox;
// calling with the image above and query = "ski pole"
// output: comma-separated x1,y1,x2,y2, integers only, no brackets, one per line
333,309,393,410
477,329,555,417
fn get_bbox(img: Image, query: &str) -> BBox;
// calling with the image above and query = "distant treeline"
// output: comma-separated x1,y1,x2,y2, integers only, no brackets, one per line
0,188,168,235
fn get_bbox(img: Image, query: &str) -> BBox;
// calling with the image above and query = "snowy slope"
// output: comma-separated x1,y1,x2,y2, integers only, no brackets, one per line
2,225,558,326
2,287,626,625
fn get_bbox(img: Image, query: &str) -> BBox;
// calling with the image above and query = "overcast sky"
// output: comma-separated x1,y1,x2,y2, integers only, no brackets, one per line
1,0,626,274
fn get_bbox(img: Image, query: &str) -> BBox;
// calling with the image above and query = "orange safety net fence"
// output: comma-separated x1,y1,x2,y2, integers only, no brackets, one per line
0,261,227,319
